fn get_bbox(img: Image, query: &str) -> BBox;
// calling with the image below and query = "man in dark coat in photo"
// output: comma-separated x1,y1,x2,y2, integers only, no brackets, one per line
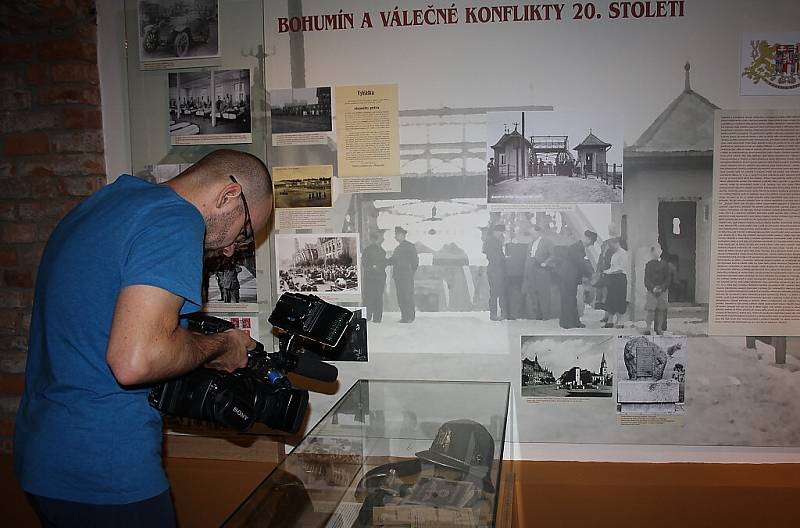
389,226,419,323
549,229,597,329
362,231,388,323
483,223,508,321
522,224,555,320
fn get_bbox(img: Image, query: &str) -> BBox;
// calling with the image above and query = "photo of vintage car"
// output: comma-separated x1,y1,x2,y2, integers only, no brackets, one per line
142,14,210,57
138,0,219,62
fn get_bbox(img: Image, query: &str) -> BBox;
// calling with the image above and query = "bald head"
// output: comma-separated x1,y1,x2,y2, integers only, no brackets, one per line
167,149,273,254
183,149,272,205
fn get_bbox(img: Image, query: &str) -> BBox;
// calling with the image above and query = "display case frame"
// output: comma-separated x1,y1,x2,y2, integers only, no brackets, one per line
224,379,511,528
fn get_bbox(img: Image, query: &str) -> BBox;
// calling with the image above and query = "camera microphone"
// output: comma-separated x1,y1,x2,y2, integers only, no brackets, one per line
293,350,338,382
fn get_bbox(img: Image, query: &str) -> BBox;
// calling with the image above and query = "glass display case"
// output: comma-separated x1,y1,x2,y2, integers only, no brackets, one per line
224,380,511,528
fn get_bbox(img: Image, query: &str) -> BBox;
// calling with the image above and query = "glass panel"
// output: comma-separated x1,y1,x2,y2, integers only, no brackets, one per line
224,380,510,528
123,0,266,176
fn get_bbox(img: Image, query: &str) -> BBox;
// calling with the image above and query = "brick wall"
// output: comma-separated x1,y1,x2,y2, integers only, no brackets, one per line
0,0,105,453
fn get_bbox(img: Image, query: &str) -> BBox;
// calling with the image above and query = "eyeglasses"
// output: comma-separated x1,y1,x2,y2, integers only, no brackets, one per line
230,176,254,252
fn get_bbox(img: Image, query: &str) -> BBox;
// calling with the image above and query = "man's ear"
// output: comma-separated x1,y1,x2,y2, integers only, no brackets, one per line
215,181,241,209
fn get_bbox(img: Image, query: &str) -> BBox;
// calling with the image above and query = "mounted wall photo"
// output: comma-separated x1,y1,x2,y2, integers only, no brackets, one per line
487,111,624,205
137,0,220,67
168,69,252,145
275,233,361,303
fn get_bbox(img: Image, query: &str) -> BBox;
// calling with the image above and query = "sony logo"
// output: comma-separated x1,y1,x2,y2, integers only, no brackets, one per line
232,406,249,420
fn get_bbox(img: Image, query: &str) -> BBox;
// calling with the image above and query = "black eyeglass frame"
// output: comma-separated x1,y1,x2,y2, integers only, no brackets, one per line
229,175,254,253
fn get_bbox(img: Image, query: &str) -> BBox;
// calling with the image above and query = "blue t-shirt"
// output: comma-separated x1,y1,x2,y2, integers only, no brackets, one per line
14,175,205,504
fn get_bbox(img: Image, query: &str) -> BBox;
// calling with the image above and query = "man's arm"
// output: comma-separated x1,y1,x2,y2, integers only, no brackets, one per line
106,284,252,386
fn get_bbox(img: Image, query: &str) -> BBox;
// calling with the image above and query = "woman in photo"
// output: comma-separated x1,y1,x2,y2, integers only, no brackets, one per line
601,237,628,328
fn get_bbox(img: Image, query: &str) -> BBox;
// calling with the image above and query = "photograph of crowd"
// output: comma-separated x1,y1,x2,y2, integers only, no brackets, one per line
486,111,623,204
275,234,360,296
138,0,219,62
355,197,707,355
168,69,251,143
270,87,333,134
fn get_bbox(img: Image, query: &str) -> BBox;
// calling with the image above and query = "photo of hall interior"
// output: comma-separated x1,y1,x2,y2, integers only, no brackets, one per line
168,69,251,137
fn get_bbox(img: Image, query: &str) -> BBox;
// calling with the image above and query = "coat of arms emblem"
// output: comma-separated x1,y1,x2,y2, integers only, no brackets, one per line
742,40,800,90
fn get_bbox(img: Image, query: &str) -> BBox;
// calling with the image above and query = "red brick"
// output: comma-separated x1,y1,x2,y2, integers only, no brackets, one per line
39,38,97,62
3,133,50,156
62,174,106,196
25,63,49,85
62,107,102,129
29,176,60,199
0,71,20,90
18,199,77,221
46,7,80,29
2,178,31,199
19,162,53,179
0,373,24,395
17,244,44,268
0,291,25,310
0,248,17,266
51,62,99,84
76,24,99,44
0,337,28,357
3,271,33,289
1,223,37,244
52,129,103,153
36,218,61,239
37,0,66,9
18,153,105,178
0,310,19,330
0,90,32,111
21,312,31,334
0,110,60,134
14,202,43,221
0,43,36,63
0,202,15,221
6,13,51,34
0,161,13,179
38,84,100,105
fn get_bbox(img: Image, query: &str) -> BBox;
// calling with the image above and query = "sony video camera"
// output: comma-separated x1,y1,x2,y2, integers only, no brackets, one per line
148,292,353,434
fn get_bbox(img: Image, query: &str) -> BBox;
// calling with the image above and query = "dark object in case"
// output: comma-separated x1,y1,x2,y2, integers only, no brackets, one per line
149,293,351,434
415,419,496,492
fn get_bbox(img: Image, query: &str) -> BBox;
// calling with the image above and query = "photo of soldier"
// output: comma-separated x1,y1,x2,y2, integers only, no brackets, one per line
389,226,419,323
483,224,508,321
362,231,388,323
522,224,555,320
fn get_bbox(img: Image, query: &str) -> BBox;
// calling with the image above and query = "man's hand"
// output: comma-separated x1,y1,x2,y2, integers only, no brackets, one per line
204,329,254,372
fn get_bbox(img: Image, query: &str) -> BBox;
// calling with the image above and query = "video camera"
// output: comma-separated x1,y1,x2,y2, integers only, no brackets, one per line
148,292,353,434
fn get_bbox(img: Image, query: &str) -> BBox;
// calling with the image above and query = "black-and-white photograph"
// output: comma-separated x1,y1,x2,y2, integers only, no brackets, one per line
356,197,708,355
487,111,623,205
204,246,257,308
138,0,219,63
521,336,613,398
275,234,360,297
616,335,686,415
168,69,252,145
270,87,333,134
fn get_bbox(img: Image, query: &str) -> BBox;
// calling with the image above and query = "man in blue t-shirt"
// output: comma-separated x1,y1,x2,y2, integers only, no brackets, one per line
14,149,273,527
